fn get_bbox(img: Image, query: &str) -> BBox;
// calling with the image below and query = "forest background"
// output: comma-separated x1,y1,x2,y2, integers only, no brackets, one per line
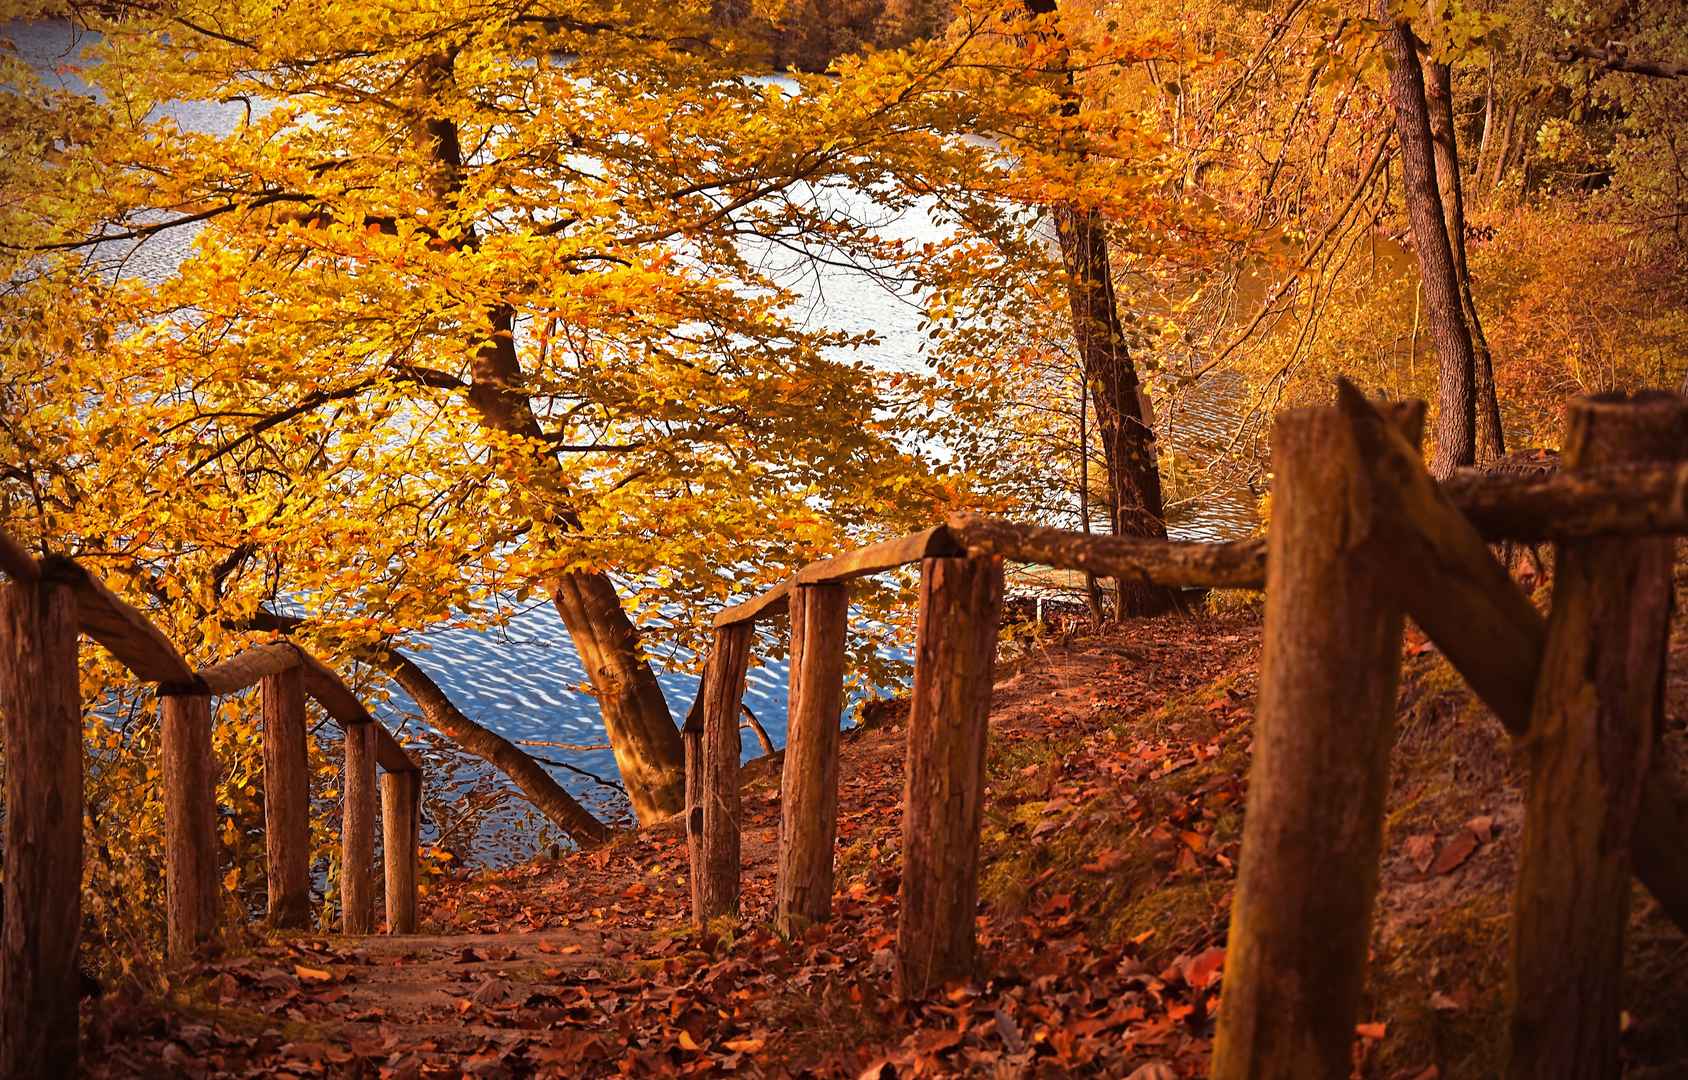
0,0,1683,983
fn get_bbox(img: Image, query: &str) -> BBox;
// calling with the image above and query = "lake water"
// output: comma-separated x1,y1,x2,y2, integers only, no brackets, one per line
7,21,1255,848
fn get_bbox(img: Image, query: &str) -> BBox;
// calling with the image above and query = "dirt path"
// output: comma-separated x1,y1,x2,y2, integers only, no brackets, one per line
83,600,1688,1077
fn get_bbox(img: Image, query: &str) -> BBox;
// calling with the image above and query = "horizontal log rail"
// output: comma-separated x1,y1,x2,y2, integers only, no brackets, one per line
0,531,423,1075
709,461,1688,630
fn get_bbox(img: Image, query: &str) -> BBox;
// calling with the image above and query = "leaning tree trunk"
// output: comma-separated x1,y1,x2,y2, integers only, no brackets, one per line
1382,15,1478,478
413,57,685,823
1425,59,1505,465
378,646,614,845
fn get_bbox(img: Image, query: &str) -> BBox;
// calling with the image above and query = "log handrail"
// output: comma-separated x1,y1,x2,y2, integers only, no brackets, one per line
705,461,1688,630
0,522,425,1074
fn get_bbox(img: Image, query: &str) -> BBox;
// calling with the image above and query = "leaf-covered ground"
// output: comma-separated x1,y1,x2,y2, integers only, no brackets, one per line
83,577,1688,1077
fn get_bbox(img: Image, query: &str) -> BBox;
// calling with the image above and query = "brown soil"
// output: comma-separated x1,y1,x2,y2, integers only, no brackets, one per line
84,573,1688,1078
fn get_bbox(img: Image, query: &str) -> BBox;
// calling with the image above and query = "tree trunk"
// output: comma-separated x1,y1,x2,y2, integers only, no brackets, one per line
777,583,848,935
376,645,612,845
381,769,421,934
0,571,81,1079
1474,57,1496,208
1507,393,1684,1079
698,623,752,923
1382,16,1478,478
1025,0,1174,617
414,56,685,825
1077,378,1107,623
1212,402,1422,1080
341,723,376,935
1054,211,1174,618
1424,59,1505,465
1491,101,1519,191
261,666,312,929
551,571,685,822
161,691,220,961
896,555,1003,999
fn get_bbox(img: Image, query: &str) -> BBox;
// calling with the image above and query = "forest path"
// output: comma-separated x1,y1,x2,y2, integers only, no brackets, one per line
85,614,1250,1077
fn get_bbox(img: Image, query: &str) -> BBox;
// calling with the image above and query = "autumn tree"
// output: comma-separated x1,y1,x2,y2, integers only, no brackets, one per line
0,3,1032,827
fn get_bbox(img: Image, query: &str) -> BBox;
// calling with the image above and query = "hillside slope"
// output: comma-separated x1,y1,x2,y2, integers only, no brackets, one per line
88,569,1688,1077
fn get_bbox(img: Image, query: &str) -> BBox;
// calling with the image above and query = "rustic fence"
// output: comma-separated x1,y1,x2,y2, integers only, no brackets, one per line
685,387,1688,1079
0,539,421,1078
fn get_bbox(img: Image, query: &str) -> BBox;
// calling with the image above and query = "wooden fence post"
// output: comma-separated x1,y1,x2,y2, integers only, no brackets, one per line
777,582,849,936
0,568,82,1078
261,664,312,929
895,554,1003,1000
1211,403,1422,1080
161,689,220,961
1507,392,1686,1079
341,722,377,934
381,769,421,934
698,623,753,923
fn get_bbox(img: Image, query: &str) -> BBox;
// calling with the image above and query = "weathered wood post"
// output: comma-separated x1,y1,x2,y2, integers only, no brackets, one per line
895,554,1003,1000
381,768,421,934
1507,392,1686,1079
341,722,377,934
697,623,753,923
1211,402,1423,1080
261,664,312,929
0,560,82,1078
161,687,221,961
776,582,849,936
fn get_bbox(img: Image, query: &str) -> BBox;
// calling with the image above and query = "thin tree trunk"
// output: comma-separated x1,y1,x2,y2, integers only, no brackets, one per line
1491,101,1519,191
1474,57,1496,207
379,647,613,846
1077,368,1106,623
1027,0,1174,617
1425,59,1505,464
1382,16,1478,477
414,56,684,824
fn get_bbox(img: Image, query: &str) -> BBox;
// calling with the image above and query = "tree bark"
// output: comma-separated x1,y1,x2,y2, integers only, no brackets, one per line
698,623,752,923
896,555,1003,1000
1211,402,1422,1080
1382,16,1478,478
381,769,421,934
0,571,81,1079
161,691,220,961
1507,393,1685,1079
341,723,376,935
1424,59,1505,465
777,583,848,935
261,666,312,929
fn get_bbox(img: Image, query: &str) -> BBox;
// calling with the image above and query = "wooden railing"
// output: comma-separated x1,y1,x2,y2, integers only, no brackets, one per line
0,539,421,1077
685,387,1688,1078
